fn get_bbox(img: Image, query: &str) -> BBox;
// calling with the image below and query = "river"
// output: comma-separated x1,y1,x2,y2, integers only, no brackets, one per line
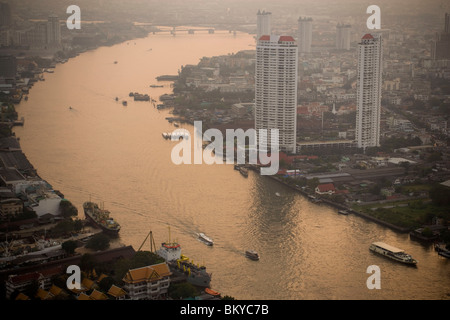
13,30,449,300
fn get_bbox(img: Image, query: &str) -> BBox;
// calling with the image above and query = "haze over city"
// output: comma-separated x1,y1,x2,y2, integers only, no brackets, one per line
0,0,448,310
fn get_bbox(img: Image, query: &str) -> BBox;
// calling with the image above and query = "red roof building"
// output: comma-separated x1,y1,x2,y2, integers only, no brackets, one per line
315,183,336,195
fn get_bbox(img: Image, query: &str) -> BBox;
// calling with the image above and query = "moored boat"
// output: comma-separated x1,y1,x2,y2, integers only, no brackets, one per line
369,242,417,265
155,231,212,287
239,167,248,177
338,210,349,215
83,201,121,236
245,250,260,261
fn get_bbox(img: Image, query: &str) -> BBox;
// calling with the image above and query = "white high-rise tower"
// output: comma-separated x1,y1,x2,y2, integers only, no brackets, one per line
255,35,298,154
297,17,312,54
256,10,272,40
355,33,383,150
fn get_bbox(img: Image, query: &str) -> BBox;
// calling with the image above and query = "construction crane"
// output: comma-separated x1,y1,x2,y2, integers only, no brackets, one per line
138,230,156,252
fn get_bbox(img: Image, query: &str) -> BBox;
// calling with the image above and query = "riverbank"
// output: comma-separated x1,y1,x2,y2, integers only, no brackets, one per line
248,165,414,233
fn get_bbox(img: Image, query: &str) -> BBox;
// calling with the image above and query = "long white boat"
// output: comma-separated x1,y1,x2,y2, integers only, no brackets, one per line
369,242,417,265
197,233,214,246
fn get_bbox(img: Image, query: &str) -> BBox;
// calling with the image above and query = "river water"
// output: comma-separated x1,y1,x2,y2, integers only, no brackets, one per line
13,31,449,300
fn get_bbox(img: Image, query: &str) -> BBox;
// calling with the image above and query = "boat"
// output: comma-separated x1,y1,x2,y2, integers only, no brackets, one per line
369,242,417,265
173,123,179,127
175,254,212,287
0,238,62,263
115,97,119,101
122,101,127,106
162,132,170,139
83,201,121,236
245,250,260,261
134,93,150,101
150,85,164,88
197,233,214,246
338,210,349,215
275,192,281,197
205,288,221,296
239,167,248,177
155,230,212,287
434,243,450,259
114,61,118,64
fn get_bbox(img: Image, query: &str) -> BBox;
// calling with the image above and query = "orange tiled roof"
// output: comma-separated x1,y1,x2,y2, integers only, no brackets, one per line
108,285,127,298
90,289,108,300
77,293,92,300
123,263,171,284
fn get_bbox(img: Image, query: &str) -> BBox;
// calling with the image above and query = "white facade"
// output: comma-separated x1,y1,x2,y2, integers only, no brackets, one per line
256,10,272,40
355,33,383,150
298,17,312,54
336,24,351,50
255,35,298,153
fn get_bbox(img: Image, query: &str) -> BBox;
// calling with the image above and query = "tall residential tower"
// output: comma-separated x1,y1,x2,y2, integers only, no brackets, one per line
256,10,272,41
355,33,383,150
336,24,351,50
297,17,312,54
255,35,298,154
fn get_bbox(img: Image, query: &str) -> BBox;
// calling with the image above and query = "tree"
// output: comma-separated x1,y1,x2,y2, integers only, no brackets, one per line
169,282,198,300
62,240,78,255
430,184,450,206
60,200,78,218
80,253,97,272
98,276,116,292
86,233,110,251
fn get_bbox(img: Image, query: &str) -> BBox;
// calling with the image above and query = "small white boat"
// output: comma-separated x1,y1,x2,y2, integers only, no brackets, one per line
275,192,281,197
338,210,349,215
197,233,214,246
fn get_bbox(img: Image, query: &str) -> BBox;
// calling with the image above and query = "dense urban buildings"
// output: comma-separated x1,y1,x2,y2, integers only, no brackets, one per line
255,35,298,153
297,17,312,54
256,10,271,41
355,33,383,150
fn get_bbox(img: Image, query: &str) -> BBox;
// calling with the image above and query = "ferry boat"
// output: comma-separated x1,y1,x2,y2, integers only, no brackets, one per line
369,242,417,265
83,201,121,236
245,250,260,261
197,233,214,246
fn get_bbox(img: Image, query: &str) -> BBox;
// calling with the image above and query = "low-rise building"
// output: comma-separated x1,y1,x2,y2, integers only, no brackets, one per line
122,262,171,300
315,183,336,195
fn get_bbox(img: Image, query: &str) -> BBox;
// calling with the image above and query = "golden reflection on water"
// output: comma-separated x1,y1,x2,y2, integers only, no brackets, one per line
13,31,450,300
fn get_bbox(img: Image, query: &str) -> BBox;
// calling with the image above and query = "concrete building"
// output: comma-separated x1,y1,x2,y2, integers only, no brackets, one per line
336,24,351,50
0,2,11,27
256,10,272,41
298,17,312,54
355,33,383,150
431,13,450,60
0,55,16,78
46,15,61,45
255,35,298,153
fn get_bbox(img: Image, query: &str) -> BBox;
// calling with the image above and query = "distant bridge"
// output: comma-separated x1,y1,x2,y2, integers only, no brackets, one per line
134,23,240,35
